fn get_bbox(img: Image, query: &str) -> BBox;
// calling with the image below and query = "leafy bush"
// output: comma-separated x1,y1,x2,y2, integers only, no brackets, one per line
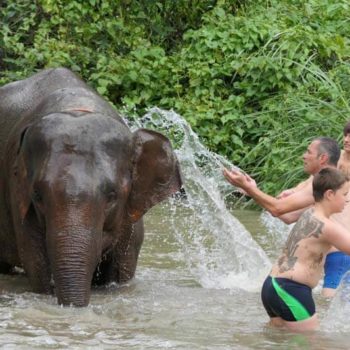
1,0,350,195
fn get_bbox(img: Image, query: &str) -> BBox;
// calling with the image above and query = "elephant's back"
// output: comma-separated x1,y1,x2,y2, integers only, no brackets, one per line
0,79,29,158
0,68,124,159
0,69,82,154
34,87,123,124
0,68,89,117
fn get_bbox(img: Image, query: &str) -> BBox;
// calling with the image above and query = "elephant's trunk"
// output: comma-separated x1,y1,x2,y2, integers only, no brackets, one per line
47,226,101,307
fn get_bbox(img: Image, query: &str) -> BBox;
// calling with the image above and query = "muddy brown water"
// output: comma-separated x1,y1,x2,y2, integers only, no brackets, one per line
0,204,349,350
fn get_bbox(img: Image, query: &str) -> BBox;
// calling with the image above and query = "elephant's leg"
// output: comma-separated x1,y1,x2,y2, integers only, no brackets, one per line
22,242,52,294
0,261,13,274
115,220,144,283
16,220,52,293
94,220,144,285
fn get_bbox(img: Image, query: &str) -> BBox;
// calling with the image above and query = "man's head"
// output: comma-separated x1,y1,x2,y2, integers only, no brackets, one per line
343,121,350,136
303,137,340,175
313,167,349,203
343,120,350,153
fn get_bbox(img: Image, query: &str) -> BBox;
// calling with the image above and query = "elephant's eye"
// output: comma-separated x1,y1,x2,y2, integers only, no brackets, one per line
106,190,117,203
32,190,42,202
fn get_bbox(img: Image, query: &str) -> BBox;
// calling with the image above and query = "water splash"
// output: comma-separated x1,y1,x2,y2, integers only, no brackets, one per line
321,271,350,332
127,108,271,291
259,211,292,258
260,212,291,242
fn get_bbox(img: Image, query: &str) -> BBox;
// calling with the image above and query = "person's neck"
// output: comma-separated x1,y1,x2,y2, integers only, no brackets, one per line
313,202,333,218
343,150,350,161
312,164,337,176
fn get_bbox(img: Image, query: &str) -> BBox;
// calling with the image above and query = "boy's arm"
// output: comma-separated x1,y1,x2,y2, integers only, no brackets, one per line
223,169,314,217
323,221,350,255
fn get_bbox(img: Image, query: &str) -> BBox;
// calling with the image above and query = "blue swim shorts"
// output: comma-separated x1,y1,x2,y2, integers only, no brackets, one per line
323,251,350,289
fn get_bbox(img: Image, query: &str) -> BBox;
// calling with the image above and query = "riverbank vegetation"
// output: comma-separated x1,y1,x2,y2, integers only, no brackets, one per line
1,0,350,194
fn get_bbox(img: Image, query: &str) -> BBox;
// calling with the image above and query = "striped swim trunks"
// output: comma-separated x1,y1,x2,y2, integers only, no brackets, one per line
261,276,315,322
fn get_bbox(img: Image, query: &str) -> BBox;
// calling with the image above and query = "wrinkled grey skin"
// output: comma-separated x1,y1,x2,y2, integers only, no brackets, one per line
0,68,182,307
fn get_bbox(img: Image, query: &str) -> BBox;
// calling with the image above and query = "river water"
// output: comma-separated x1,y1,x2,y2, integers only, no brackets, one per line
1,109,350,349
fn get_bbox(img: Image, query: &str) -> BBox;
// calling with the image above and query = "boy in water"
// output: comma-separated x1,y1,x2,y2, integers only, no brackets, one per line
261,168,350,332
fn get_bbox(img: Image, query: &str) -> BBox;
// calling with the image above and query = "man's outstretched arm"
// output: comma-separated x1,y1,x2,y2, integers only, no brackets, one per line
223,168,314,217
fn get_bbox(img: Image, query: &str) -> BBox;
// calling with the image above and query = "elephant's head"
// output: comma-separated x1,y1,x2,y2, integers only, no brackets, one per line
12,112,181,306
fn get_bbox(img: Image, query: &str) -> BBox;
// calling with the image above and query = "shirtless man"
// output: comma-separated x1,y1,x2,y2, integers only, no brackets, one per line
223,136,350,297
276,126,350,297
261,168,350,331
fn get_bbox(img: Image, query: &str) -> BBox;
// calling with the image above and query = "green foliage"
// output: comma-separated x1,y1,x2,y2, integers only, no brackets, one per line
1,0,350,195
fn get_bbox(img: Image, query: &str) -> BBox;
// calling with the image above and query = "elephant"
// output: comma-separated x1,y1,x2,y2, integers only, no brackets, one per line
0,68,182,307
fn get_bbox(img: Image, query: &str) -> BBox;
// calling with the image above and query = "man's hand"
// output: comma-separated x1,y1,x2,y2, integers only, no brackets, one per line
223,168,257,195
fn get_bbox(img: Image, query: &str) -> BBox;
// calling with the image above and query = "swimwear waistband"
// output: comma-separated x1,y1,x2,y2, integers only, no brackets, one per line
327,251,349,258
270,276,311,290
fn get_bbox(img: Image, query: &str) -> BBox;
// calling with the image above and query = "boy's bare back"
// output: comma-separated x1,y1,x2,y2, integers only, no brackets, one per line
270,209,331,288
271,178,350,289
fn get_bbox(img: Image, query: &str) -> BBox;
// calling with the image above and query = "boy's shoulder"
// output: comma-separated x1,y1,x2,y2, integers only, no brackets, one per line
320,215,349,245
293,209,325,238
298,208,332,236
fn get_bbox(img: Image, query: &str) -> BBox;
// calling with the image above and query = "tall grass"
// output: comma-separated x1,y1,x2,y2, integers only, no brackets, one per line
241,61,349,193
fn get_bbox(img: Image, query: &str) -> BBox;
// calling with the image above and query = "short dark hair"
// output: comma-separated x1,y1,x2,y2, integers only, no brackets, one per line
313,168,349,202
344,120,350,136
314,137,340,166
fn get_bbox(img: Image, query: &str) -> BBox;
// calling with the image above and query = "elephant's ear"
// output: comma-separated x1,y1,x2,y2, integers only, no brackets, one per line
127,129,182,222
13,127,32,222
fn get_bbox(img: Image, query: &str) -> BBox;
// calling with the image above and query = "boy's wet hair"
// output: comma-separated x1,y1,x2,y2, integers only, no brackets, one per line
344,120,350,136
313,168,349,202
